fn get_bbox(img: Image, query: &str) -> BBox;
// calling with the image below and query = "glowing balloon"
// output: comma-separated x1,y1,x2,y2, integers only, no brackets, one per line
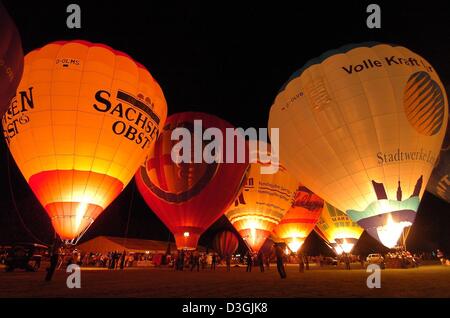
213,230,239,258
269,43,448,248
314,202,364,255
2,40,167,242
225,148,298,253
273,183,323,252
135,112,249,250
0,2,23,113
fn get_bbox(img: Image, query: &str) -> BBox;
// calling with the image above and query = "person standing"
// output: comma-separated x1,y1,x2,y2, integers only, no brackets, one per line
189,252,195,271
195,251,200,272
179,250,185,271
120,250,126,270
344,253,351,270
246,251,253,272
298,251,304,273
305,253,310,270
174,252,179,271
45,238,61,282
275,244,287,279
211,253,217,271
226,254,231,272
257,251,265,272
359,255,365,268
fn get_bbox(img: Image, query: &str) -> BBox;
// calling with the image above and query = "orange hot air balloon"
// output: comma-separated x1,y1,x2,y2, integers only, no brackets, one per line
225,146,298,253
2,40,167,243
273,183,324,253
135,112,249,250
0,2,23,113
213,230,239,258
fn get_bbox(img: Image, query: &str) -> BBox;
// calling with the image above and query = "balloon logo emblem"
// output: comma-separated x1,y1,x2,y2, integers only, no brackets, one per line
404,71,445,136
139,121,218,204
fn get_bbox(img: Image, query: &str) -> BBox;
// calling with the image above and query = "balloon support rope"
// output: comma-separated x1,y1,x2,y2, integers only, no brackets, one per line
121,181,136,248
5,149,50,246
64,219,94,246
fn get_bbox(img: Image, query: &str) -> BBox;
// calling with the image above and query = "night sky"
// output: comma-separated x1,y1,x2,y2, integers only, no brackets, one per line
0,1,449,254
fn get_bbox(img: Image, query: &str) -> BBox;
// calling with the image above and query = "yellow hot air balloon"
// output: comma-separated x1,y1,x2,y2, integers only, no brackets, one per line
2,40,167,243
225,143,298,253
269,43,448,248
315,202,364,255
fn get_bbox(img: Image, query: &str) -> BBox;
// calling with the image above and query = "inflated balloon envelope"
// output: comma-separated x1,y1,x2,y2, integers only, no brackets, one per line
269,42,448,248
135,112,249,250
272,183,324,253
0,2,24,114
224,142,298,253
2,40,168,243
212,230,239,258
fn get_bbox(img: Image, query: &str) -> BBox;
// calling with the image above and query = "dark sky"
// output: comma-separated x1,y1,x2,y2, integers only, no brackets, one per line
0,1,449,254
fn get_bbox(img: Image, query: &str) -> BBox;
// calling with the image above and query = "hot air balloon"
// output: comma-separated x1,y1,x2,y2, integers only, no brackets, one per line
314,202,364,255
2,40,167,243
273,183,324,253
0,2,23,113
225,146,298,253
426,113,449,203
269,43,448,248
135,112,249,250
213,230,239,258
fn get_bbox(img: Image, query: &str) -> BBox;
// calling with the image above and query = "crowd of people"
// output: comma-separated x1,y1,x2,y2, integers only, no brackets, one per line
40,244,449,281
56,249,132,270
170,250,222,271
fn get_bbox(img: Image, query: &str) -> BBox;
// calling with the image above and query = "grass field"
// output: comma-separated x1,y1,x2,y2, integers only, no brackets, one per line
0,263,449,298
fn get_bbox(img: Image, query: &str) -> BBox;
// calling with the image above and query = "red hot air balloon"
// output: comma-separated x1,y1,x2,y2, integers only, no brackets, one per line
0,2,23,113
135,112,249,250
213,230,239,258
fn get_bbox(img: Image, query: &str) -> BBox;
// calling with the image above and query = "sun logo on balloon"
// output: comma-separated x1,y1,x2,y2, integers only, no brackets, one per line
404,71,445,136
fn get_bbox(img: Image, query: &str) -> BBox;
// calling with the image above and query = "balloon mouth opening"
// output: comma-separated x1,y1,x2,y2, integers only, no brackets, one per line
333,238,358,255
47,201,102,243
240,228,271,253
286,237,305,253
376,214,412,248
174,230,202,250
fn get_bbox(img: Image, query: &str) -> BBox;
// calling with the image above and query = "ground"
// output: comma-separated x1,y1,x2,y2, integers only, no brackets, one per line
0,263,449,297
